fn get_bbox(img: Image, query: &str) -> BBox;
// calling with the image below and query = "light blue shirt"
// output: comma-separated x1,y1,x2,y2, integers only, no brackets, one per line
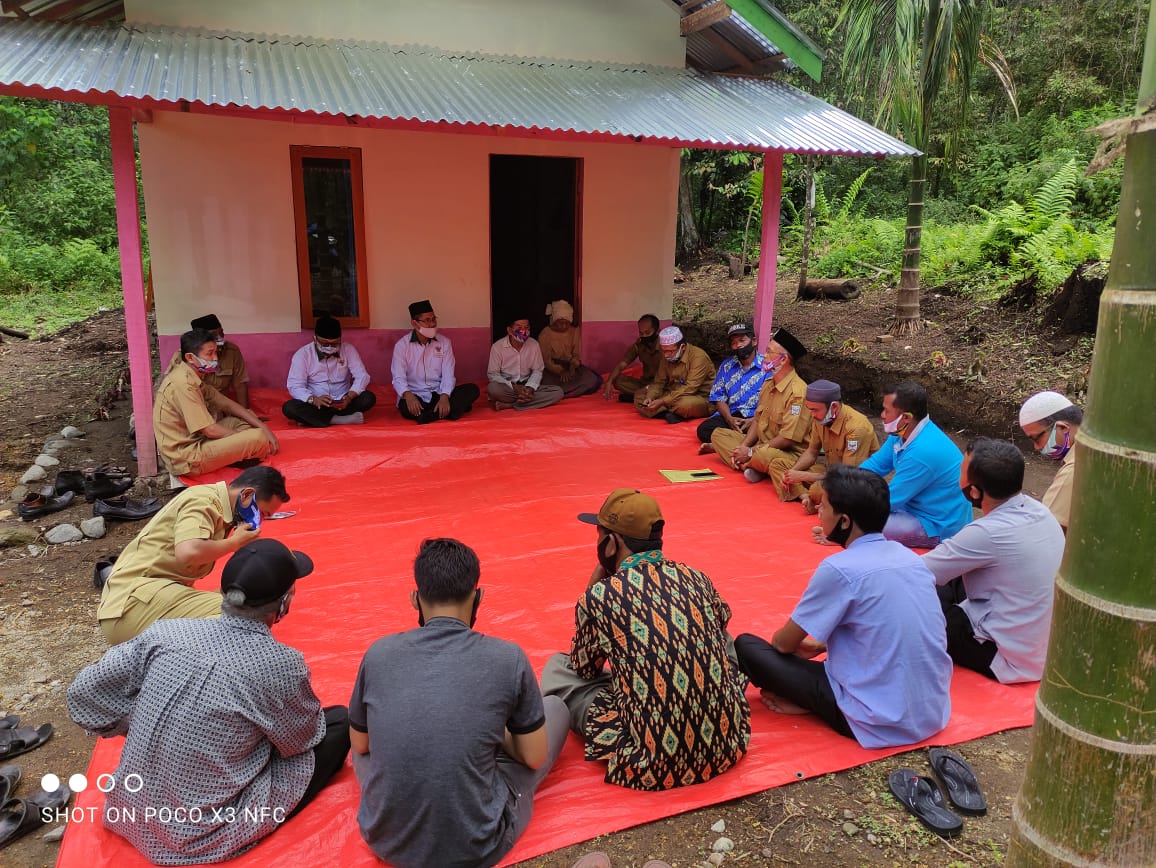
860,417,973,540
921,494,1064,683
707,353,768,418
791,533,952,749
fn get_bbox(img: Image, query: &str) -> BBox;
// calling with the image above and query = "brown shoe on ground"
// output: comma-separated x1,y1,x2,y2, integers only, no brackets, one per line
570,853,612,868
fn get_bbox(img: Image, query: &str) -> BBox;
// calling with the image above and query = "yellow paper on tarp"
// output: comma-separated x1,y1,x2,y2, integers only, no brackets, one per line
659,468,724,483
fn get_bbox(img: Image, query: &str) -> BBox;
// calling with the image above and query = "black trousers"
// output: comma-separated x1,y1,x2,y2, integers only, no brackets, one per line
937,577,998,680
396,383,480,423
734,633,856,740
287,705,351,819
695,413,751,443
282,390,377,428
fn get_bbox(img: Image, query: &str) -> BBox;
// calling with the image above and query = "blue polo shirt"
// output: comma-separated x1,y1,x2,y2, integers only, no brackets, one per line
707,353,768,418
791,533,952,749
860,417,972,540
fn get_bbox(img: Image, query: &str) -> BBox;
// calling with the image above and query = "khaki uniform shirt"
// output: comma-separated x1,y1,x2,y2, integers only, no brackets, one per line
1042,450,1075,528
169,342,248,397
537,326,583,375
808,404,880,467
154,362,230,474
620,339,662,385
98,482,234,620
753,369,811,446
645,344,716,403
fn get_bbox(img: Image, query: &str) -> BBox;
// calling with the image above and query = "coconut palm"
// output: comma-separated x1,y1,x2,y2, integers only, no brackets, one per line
1008,5,1156,863
838,0,1016,333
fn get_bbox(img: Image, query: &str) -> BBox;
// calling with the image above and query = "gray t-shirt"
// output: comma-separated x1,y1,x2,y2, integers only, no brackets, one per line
348,617,545,868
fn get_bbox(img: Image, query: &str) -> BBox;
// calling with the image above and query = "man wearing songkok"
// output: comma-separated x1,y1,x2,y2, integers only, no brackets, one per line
542,489,750,790
283,315,377,427
391,299,479,423
711,327,811,484
166,313,252,408
1018,390,1083,531
634,326,716,423
695,323,768,452
779,379,880,512
603,314,662,402
537,299,602,398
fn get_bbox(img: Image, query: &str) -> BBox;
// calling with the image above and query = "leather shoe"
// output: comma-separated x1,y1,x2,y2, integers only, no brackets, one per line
54,470,86,496
93,496,161,521
18,490,76,521
83,475,134,502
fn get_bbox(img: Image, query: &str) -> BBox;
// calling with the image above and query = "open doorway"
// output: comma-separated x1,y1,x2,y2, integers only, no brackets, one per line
489,155,581,341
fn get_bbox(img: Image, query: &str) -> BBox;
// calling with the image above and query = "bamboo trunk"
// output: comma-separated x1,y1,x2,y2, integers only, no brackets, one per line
1007,7,1156,864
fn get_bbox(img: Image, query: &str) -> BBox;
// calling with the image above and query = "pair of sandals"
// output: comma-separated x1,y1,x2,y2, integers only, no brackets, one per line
0,766,71,850
888,747,986,838
0,717,53,762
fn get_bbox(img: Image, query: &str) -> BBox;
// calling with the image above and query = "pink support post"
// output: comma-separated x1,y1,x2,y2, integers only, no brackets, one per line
108,106,158,478
752,150,784,349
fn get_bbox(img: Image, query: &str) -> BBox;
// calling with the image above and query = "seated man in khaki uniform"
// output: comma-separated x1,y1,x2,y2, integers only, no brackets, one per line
603,314,662,403
711,327,811,483
155,329,278,478
165,314,251,408
780,379,881,513
97,467,290,644
634,326,716,424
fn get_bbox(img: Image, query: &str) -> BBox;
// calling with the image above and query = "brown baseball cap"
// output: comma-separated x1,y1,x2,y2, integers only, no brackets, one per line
578,488,665,540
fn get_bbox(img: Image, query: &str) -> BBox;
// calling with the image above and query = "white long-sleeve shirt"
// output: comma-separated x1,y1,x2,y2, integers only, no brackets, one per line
487,336,545,390
390,332,457,402
286,341,371,402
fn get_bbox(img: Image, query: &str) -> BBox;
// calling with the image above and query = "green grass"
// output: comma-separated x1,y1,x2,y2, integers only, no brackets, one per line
0,285,124,337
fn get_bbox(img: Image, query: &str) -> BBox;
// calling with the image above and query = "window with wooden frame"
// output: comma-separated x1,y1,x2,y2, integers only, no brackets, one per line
290,146,370,328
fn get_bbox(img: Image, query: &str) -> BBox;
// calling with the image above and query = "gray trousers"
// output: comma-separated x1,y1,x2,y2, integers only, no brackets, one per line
497,695,570,850
540,652,612,735
487,381,564,410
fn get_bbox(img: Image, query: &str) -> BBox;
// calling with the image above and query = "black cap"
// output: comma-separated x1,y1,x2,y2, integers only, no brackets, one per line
727,323,753,338
408,299,434,319
220,539,314,607
190,313,222,331
314,316,342,339
771,327,807,362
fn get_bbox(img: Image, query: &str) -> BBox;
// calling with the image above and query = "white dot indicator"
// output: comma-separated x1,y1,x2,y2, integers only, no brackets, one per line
68,773,89,792
41,773,61,793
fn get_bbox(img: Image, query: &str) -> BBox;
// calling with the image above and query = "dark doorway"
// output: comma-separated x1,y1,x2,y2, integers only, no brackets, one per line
489,155,581,341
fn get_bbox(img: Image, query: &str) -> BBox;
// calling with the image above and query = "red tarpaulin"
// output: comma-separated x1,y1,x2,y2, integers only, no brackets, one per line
58,389,1036,867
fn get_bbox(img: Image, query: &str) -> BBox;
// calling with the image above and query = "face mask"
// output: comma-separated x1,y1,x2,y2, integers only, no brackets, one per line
883,414,907,435
961,484,985,509
819,404,837,426
191,355,219,374
664,346,685,363
235,491,261,530
761,353,787,374
512,328,530,343
469,588,482,628
597,534,619,576
826,515,853,547
1041,425,1072,460
733,343,756,361
418,327,438,339
274,593,291,624
641,334,659,346
214,336,226,346
316,341,339,356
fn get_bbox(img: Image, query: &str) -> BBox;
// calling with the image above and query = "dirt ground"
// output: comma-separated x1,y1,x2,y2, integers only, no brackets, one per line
0,266,1079,867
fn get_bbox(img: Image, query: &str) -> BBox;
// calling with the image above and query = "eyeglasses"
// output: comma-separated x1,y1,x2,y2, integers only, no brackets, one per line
315,337,342,347
415,316,438,326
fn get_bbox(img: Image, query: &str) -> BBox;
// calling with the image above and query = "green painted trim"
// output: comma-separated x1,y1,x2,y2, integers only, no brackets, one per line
726,0,823,82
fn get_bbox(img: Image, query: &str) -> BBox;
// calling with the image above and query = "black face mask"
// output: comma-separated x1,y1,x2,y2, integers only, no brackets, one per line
640,334,659,346
733,343,756,361
961,484,985,509
597,534,620,575
826,515,853,548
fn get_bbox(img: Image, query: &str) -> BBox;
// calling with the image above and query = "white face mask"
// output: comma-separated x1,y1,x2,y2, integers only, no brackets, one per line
418,327,438,339
883,414,906,434
316,341,340,356
820,404,838,426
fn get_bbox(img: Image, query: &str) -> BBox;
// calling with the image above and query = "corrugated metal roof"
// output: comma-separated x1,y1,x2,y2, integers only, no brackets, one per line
0,19,917,156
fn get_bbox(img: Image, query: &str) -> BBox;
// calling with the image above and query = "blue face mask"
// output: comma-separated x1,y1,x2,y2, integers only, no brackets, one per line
1042,425,1072,460
235,492,261,530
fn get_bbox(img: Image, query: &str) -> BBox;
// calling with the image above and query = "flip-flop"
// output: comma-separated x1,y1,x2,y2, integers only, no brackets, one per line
0,724,53,761
929,747,987,816
0,785,71,849
888,768,963,837
0,767,19,805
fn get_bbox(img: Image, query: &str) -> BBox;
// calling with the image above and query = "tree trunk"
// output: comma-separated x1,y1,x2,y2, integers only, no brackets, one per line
892,153,926,335
677,163,703,264
797,155,815,297
1007,6,1156,865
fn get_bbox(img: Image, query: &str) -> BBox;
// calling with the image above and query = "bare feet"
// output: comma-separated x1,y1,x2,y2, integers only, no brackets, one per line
492,400,514,411
811,525,836,546
697,442,715,456
759,689,811,715
800,494,818,515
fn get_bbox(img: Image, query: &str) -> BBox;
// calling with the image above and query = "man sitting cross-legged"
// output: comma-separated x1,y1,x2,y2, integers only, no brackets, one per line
735,465,952,748
542,488,750,790
349,538,568,868
922,437,1065,683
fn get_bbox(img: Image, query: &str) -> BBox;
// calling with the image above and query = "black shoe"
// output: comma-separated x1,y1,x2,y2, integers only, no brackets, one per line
18,490,76,521
54,470,86,496
93,559,116,591
93,496,161,522
663,411,685,424
617,392,634,404
83,476,133,502
228,458,262,469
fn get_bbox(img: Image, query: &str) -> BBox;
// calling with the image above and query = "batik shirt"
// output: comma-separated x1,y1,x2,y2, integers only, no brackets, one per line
569,550,750,790
707,353,768,418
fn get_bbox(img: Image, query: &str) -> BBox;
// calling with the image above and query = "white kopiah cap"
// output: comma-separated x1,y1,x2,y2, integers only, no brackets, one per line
658,325,683,346
1019,390,1073,427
